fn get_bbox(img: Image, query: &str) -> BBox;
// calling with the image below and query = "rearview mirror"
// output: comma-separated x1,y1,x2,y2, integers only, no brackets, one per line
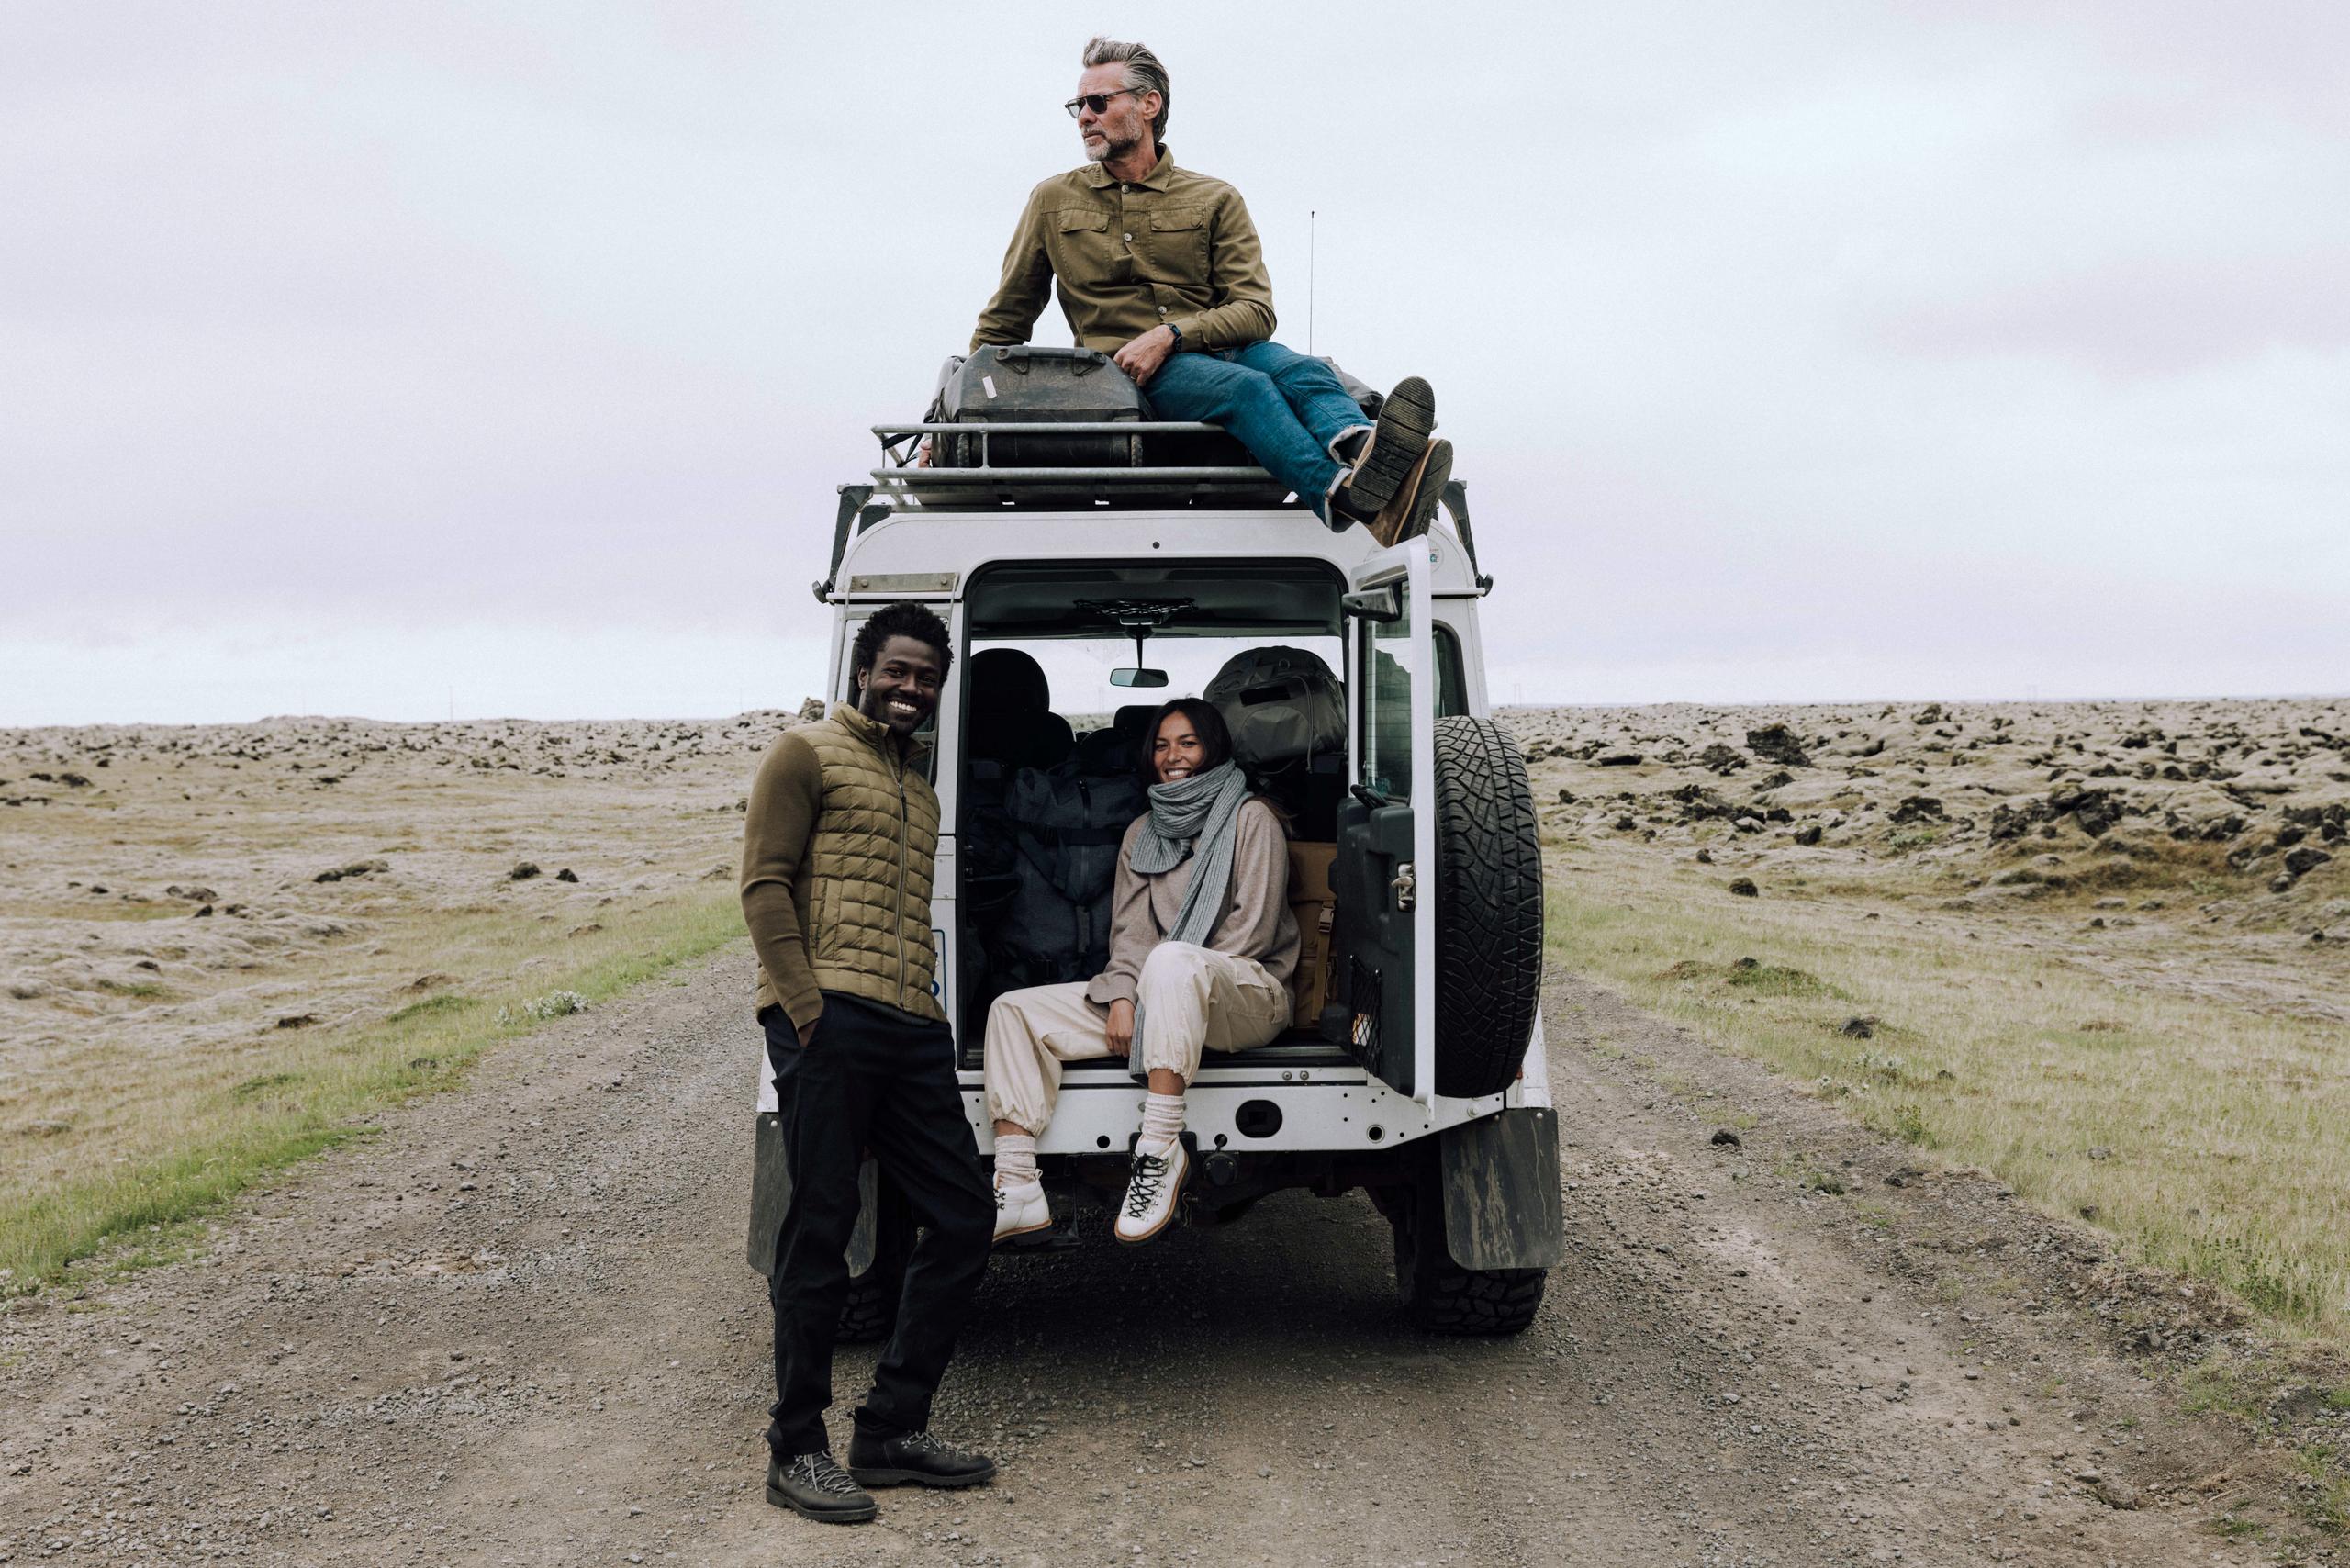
1341,585,1402,622
1110,667,1169,689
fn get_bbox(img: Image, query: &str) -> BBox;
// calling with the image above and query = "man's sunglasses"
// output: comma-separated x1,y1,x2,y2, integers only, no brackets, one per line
1064,88,1140,118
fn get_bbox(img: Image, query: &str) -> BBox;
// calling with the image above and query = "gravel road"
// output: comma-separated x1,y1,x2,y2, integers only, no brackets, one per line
0,948,2286,1565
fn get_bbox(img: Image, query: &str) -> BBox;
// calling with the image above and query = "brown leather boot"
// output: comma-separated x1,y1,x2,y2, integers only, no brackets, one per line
1366,438,1452,548
1332,377,1435,520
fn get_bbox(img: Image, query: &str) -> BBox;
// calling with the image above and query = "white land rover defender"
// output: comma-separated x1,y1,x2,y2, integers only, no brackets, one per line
749,353,1561,1336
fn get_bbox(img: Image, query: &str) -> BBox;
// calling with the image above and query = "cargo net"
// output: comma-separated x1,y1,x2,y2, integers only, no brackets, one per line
1347,955,1383,1063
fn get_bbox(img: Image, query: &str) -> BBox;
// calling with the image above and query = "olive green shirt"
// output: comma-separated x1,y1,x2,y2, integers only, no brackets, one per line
971,146,1277,355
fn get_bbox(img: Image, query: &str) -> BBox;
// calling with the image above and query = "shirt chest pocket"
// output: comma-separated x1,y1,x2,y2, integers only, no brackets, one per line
1141,207,1208,284
1047,208,1113,274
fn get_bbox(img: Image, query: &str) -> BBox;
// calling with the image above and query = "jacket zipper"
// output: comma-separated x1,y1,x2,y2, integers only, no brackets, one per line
893,745,910,1009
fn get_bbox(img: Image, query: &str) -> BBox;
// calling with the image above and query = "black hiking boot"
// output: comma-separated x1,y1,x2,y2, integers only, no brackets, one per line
845,1428,999,1489
766,1450,877,1523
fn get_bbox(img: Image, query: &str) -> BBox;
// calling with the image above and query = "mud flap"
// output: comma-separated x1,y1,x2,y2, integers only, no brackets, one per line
1438,1107,1564,1271
744,1113,879,1278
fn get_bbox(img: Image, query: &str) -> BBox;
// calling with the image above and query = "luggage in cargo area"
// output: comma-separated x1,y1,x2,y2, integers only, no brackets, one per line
1287,840,1338,1029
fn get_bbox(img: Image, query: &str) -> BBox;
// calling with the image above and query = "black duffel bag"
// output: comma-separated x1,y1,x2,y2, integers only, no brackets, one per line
924,345,1386,474
931,346,1146,469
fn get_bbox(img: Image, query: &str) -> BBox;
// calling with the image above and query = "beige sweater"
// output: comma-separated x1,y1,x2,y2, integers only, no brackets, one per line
1085,798,1299,1007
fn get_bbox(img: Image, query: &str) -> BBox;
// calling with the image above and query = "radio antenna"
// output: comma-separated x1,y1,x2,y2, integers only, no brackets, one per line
1308,209,1316,353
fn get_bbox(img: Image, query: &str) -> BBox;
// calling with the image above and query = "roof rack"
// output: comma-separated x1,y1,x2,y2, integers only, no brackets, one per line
869,421,1299,509
816,424,1496,602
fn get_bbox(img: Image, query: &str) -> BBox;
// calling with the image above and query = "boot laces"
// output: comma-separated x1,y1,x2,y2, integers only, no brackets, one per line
900,1429,972,1462
788,1450,862,1497
1124,1150,1172,1218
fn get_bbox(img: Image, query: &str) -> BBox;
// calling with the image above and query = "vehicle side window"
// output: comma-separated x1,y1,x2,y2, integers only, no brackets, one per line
1433,622,1469,719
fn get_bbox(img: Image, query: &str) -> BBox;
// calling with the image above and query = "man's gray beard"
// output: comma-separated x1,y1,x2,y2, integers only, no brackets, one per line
1084,130,1138,165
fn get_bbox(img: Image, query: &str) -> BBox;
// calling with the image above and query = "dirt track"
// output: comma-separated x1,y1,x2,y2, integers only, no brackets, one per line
0,948,2300,1566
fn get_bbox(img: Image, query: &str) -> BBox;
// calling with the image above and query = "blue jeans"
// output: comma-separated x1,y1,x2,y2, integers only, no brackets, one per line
1146,340,1371,523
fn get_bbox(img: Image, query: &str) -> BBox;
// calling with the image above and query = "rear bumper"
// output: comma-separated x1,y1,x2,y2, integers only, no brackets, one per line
746,1024,1553,1157
960,1063,1503,1156
957,1016,1554,1158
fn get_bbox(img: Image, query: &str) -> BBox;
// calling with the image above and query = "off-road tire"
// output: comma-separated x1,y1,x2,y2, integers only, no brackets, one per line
835,1182,912,1343
1384,1149,1545,1336
836,1269,898,1342
1431,715,1544,1098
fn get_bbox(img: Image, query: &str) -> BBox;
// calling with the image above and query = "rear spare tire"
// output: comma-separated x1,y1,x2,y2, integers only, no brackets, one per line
1431,715,1544,1098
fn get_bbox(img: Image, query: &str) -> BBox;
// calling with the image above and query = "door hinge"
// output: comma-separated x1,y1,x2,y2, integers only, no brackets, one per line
1391,862,1416,912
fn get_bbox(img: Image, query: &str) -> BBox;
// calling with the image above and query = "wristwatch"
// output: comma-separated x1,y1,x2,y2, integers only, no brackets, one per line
1165,321,1184,351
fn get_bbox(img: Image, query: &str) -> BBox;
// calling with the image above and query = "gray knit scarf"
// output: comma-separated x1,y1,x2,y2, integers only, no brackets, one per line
1129,759,1251,948
1125,760,1251,1084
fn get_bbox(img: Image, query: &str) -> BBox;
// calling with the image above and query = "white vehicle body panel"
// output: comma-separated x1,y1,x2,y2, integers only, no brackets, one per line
753,505,1546,1152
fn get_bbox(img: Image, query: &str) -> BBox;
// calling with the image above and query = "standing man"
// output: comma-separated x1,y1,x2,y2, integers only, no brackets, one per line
971,36,1452,547
740,601,997,1524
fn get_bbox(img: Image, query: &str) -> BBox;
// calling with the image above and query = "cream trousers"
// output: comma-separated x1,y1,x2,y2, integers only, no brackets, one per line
983,941,1292,1134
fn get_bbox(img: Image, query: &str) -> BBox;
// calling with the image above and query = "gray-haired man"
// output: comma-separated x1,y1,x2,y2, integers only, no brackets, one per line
972,36,1452,547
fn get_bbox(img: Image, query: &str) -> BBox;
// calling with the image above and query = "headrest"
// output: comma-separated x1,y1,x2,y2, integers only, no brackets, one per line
1112,702,1161,745
1071,725,1132,774
968,647,1052,716
1105,702,1164,776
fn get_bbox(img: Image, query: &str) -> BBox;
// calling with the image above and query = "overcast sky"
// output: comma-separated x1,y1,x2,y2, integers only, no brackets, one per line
4,1,2344,725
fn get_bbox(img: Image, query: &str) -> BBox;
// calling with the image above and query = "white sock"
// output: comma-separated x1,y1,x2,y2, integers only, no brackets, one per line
1139,1092,1186,1152
994,1132,1038,1187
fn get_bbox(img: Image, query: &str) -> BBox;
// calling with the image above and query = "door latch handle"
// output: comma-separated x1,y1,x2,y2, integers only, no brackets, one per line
1391,862,1416,912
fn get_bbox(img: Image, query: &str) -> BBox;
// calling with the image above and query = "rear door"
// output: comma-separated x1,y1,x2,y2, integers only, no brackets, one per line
1333,543,1438,1103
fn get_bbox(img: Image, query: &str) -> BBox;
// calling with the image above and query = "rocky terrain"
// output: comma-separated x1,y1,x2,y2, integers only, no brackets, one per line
1512,697,2344,902
1504,698,2348,1010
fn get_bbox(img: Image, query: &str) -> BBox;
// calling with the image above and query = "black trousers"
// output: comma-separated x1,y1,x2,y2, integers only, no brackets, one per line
762,991,993,1459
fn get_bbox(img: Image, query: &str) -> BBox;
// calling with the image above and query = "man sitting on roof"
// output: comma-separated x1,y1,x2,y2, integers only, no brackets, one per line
970,36,1450,547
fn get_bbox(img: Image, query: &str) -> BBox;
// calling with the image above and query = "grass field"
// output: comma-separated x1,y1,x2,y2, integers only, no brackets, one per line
1546,864,2349,1333
2,712,789,1296
1,890,741,1293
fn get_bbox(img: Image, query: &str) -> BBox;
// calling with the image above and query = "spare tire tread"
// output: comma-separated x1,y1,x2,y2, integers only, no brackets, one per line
1431,716,1544,1098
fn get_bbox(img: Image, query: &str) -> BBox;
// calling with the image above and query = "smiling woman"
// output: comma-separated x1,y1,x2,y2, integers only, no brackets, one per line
1143,698,1225,785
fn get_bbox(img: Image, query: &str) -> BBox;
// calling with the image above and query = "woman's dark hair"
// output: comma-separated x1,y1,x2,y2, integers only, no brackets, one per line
1136,697,1231,783
851,600,953,687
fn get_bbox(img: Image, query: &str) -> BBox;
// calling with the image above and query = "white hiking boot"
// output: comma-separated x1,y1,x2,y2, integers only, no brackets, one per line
1113,1137,1187,1245
992,1177,1052,1244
